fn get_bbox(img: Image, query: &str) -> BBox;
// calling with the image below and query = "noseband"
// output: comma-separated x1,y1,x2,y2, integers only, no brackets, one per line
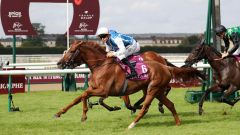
65,48,81,68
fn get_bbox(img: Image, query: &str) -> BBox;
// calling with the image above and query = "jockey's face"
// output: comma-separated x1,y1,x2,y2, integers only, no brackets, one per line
217,32,225,39
99,34,109,43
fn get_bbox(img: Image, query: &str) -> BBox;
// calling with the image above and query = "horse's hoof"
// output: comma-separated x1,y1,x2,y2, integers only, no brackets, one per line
131,109,136,115
158,107,164,114
198,109,204,115
81,117,87,122
53,114,60,118
127,122,137,129
113,106,121,111
176,122,181,126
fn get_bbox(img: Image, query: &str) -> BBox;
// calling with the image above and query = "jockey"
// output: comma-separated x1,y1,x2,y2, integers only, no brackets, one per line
215,25,240,58
96,27,140,79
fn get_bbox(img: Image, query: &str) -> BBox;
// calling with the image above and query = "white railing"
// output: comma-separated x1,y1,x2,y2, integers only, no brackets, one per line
0,68,90,75
2,60,210,69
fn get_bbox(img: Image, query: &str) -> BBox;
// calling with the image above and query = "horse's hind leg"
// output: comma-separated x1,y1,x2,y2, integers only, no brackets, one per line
156,93,180,126
128,93,155,129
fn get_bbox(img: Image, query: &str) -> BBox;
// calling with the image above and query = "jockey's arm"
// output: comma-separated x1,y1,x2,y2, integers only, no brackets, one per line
223,37,230,53
112,38,126,57
228,32,240,55
105,44,110,52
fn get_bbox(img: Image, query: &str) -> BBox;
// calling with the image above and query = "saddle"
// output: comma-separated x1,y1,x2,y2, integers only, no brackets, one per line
116,55,148,80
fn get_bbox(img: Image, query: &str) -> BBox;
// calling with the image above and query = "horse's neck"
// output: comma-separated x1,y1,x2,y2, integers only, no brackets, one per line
205,47,226,73
80,46,107,71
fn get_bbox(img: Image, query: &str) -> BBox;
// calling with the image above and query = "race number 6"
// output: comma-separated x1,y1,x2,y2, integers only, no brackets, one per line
141,65,147,73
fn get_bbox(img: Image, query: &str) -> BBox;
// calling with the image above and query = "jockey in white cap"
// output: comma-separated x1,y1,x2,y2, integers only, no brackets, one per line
96,27,140,79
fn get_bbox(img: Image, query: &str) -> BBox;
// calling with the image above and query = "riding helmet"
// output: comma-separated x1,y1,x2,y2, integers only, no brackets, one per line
215,25,227,35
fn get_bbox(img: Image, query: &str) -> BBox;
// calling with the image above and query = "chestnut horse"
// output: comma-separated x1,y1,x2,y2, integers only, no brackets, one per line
99,51,177,114
90,47,203,114
55,41,202,129
183,43,240,115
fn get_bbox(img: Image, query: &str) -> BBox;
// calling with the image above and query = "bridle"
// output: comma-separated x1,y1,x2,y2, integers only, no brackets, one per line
64,49,81,68
185,45,205,66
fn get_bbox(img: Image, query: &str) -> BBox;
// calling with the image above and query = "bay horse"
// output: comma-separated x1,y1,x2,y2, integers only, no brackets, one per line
183,43,240,115
55,40,202,129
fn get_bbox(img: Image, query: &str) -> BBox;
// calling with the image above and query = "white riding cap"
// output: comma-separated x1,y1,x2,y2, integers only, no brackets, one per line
96,27,109,36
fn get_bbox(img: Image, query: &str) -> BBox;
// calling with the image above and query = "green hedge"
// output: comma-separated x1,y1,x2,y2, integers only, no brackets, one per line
0,46,193,54
140,46,193,53
0,47,66,54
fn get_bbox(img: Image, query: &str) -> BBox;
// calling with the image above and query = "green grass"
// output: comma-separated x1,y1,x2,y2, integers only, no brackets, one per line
1,88,240,135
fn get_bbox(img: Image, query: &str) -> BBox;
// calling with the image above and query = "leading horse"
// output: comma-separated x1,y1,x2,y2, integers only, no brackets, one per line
55,40,202,129
183,43,240,115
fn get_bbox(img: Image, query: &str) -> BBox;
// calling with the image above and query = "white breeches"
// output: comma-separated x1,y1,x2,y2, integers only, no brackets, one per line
117,41,140,60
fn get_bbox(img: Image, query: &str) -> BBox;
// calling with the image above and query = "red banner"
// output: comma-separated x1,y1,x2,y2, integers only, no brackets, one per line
25,74,87,84
0,68,25,94
0,0,100,35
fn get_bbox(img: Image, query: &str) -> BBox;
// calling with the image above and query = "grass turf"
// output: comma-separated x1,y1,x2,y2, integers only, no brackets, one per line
0,88,240,135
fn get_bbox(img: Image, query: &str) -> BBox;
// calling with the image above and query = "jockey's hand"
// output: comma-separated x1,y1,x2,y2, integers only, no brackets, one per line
221,52,229,58
107,52,114,58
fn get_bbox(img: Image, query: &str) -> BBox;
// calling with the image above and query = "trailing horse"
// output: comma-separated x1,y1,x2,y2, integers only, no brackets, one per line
183,43,240,115
55,40,202,129
98,51,177,114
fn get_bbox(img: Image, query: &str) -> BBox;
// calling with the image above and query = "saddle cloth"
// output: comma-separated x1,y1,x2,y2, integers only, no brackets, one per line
116,55,148,80
233,55,240,62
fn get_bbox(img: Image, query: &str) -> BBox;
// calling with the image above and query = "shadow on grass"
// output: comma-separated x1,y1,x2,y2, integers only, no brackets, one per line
135,111,240,127
137,119,205,127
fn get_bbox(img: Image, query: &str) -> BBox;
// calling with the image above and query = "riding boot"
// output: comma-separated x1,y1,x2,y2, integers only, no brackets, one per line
121,58,138,79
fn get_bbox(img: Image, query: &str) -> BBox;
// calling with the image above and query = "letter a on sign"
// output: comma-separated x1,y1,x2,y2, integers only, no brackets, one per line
0,0,99,35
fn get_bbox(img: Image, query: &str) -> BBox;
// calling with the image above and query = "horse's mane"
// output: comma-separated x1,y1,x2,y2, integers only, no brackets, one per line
206,44,237,67
75,40,107,55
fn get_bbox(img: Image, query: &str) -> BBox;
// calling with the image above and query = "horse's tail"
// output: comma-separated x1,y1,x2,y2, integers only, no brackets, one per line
164,58,177,67
167,66,205,81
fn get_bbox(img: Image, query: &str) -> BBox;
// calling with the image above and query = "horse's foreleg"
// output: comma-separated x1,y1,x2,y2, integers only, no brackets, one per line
98,97,121,111
231,96,240,106
133,90,147,110
54,91,88,118
121,96,136,113
158,85,171,114
220,85,238,106
199,84,222,115
81,96,88,122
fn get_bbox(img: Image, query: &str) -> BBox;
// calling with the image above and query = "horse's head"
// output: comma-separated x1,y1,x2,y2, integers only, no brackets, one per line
183,44,207,67
57,41,84,69
183,42,222,67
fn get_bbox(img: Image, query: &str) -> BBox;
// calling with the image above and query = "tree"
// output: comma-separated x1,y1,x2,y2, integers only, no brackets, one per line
188,35,200,45
180,35,200,46
55,34,67,47
21,23,45,47
0,42,3,48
